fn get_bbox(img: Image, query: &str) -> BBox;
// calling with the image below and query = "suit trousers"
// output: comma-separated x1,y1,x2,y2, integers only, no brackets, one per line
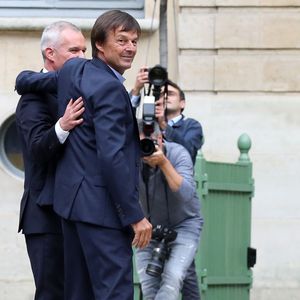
25,233,64,300
62,219,134,300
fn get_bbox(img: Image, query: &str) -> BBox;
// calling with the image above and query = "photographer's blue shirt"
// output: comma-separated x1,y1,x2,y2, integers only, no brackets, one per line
168,114,183,126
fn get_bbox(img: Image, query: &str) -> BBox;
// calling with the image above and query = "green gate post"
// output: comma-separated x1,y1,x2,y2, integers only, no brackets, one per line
195,133,255,300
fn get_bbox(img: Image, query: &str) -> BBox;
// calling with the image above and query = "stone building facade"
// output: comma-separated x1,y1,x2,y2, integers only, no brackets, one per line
176,1,300,299
0,1,299,299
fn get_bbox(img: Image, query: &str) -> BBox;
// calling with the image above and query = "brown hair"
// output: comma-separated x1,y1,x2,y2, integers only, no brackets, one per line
167,79,185,101
91,10,141,58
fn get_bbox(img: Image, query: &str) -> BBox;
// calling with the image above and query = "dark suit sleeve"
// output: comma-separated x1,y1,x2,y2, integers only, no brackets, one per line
15,71,58,95
164,118,203,164
92,81,144,226
16,93,63,163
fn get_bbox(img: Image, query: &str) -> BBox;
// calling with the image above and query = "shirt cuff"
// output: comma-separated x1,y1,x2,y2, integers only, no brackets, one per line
130,94,141,108
55,120,69,144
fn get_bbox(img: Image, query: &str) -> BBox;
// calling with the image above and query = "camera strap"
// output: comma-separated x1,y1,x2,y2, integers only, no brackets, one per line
141,146,171,227
142,163,152,222
154,146,172,228
162,171,171,228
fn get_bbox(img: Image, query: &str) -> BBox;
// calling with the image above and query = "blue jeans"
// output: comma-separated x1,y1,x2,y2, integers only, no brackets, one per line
135,228,201,300
182,259,201,299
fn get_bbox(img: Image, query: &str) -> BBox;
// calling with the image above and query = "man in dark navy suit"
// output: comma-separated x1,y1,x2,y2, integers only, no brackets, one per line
15,21,86,300
16,10,153,300
52,10,152,300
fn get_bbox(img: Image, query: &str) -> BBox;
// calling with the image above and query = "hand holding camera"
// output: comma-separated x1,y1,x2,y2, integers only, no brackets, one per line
155,98,167,131
131,66,149,96
142,144,166,168
146,225,177,277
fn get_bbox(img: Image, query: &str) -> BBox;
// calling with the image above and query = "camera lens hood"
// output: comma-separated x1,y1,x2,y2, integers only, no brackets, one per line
148,65,168,87
140,138,156,156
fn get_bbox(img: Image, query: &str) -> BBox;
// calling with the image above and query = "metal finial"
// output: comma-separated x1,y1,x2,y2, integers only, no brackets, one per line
238,133,251,163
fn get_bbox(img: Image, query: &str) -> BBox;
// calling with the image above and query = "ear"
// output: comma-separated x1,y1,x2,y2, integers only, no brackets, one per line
180,99,186,110
95,41,104,53
44,47,55,61
157,133,163,147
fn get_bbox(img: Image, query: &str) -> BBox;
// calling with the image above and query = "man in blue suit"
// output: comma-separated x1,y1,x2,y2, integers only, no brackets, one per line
15,21,86,300
54,10,152,300
16,10,153,300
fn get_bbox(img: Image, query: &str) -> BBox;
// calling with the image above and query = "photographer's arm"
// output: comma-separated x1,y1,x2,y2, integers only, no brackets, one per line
143,145,183,192
130,66,149,96
143,143,196,202
159,156,183,192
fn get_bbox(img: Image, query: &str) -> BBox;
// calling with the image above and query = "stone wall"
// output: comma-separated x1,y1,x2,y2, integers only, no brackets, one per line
177,1,300,299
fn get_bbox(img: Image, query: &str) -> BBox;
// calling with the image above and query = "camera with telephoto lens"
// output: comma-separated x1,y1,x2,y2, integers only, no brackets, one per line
140,65,168,157
146,225,177,277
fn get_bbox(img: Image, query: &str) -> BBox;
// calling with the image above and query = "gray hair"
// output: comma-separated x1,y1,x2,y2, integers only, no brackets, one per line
40,21,81,60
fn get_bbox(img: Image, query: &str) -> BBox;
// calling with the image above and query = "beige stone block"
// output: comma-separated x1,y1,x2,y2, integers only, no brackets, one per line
179,0,216,6
216,12,300,48
216,56,263,91
178,13,215,49
217,0,300,6
184,92,300,159
215,55,300,91
0,32,41,95
252,219,300,287
0,281,34,300
178,55,214,90
251,288,300,300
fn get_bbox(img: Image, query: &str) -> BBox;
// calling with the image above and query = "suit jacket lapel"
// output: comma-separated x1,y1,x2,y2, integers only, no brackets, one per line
91,57,140,139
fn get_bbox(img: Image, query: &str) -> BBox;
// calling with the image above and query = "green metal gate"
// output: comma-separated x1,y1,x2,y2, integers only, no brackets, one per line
133,133,256,300
195,133,256,300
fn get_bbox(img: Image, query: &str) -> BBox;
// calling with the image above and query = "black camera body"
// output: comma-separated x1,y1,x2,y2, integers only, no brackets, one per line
146,225,177,277
140,65,168,157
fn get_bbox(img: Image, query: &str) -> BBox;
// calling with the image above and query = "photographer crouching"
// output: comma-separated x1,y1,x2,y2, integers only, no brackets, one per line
136,120,204,300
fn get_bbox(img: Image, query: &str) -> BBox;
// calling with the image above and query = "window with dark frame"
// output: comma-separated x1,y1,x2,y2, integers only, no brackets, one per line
0,115,24,178
0,0,145,18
